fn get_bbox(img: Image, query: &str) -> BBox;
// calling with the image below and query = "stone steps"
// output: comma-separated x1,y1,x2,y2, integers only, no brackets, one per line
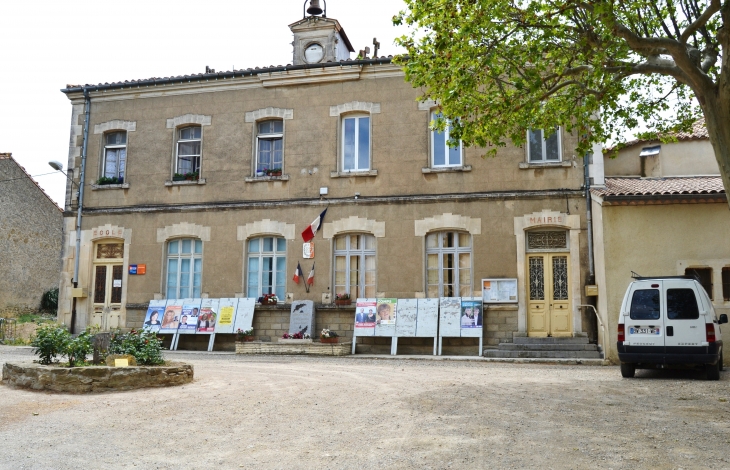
497,343,599,351
513,336,590,345
483,349,603,359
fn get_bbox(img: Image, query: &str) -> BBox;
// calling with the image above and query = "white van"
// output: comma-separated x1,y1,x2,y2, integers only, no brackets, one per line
617,276,727,380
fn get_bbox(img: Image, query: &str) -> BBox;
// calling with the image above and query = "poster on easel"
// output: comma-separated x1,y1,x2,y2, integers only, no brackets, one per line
143,300,167,333
160,300,183,333
178,299,201,334
198,298,219,333
214,298,239,334
460,299,483,328
375,298,397,337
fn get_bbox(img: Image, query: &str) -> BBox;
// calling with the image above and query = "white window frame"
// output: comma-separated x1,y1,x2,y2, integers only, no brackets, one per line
246,236,287,300
430,111,463,168
175,125,202,175
255,120,284,175
426,231,472,298
526,127,562,163
341,114,371,172
334,233,376,298
165,238,203,299
102,131,127,180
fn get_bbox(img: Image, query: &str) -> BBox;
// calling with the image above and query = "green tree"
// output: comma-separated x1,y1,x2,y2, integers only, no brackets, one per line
394,0,730,201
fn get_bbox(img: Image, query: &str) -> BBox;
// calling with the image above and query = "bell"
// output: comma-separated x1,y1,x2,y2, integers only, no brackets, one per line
306,0,323,16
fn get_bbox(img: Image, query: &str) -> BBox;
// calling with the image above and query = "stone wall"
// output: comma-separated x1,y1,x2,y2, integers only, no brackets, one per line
2,362,193,393
235,341,351,356
0,154,63,315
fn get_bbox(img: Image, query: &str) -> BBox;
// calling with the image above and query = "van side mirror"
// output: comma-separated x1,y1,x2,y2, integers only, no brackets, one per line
720,314,728,324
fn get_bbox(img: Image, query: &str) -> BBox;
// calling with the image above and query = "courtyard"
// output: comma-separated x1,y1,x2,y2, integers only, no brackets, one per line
1,345,729,469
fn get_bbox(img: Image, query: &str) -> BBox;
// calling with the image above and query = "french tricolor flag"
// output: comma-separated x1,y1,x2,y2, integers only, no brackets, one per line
292,262,303,284
301,208,327,242
307,262,315,286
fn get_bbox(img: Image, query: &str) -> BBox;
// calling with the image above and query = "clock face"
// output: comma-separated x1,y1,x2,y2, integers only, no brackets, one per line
304,43,324,63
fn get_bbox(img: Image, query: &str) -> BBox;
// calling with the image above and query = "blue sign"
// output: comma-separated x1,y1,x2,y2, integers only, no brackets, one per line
129,264,137,275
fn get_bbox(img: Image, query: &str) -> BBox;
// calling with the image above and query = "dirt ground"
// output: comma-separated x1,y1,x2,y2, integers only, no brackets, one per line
1,346,729,470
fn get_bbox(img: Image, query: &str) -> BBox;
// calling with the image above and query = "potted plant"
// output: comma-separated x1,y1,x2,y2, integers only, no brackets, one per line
258,294,278,306
236,328,255,342
266,167,282,177
96,176,123,185
281,332,311,340
334,293,351,306
256,168,265,177
320,329,339,344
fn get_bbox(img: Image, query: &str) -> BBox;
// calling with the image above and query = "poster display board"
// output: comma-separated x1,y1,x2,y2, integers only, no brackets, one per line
143,300,167,333
374,298,397,337
289,301,315,336
160,300,183,334
233,298,256,333
415,298,439,338
395,299,417,337
438,297,462,338
214,298,238,334
354,299,376,333
198,298,219,333
178,299,201,334
482,279,518,304
459,297,483,339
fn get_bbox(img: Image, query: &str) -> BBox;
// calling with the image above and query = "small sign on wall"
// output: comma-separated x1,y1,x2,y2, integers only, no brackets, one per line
129,264,146,275
303,242,315,259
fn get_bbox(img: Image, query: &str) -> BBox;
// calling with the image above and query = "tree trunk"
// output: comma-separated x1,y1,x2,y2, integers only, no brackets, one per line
701,90,730,211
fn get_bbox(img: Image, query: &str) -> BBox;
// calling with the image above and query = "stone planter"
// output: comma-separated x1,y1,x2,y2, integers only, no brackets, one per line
2,362,194,393
278,338,313,344
320,337,339,344
236,340,350,356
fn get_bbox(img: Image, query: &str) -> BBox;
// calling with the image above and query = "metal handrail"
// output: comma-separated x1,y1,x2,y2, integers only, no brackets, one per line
578,304,606,353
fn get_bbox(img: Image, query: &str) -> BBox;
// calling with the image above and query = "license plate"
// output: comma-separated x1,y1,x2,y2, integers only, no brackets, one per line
629,327,660,335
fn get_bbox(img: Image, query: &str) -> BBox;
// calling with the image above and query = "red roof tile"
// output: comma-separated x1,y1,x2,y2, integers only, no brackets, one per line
592,176,724,197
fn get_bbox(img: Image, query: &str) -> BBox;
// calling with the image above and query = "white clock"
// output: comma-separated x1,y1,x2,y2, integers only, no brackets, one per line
304,43,324,63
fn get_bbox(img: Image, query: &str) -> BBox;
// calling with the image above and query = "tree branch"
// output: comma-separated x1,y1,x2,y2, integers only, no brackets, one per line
680,0,721,43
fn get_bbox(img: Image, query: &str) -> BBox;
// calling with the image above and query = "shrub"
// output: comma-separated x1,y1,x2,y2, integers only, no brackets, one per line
40,288,59,312
31,324,69,365
66,331,93,367
109,329,164,365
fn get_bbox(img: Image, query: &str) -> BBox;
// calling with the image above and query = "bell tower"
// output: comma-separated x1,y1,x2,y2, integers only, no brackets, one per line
289,1,354,66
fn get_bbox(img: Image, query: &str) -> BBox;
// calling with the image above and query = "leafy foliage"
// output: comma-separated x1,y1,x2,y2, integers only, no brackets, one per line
31,324,68,365
40,288,58,312
109,329,164,365
393,1,729,169
96,176,123,185
65,332,93,367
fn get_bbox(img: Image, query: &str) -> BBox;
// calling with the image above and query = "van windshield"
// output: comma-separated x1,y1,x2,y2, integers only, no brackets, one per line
667,289,700,319
630,289,660,320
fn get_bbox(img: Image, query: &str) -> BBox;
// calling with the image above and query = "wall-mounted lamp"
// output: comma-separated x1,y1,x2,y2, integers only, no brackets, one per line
354,192,360,200
48,161,79,191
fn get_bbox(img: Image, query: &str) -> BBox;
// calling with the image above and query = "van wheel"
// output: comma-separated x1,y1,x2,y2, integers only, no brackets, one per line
620,362,636,378
706,362,720,381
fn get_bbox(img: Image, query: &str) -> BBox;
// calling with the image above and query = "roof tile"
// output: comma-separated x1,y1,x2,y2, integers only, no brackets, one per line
592,176,724,197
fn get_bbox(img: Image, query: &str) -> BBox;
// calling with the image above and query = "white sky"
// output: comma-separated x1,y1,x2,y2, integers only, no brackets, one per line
0,0,409,206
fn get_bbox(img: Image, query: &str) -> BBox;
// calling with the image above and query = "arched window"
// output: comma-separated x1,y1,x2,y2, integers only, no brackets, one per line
256,120,284,174
176,126,202,175
103,131,127,181
426,231,471,298
430,112,462,168
334,234,375,298
166,238,202,299
247,236,286,299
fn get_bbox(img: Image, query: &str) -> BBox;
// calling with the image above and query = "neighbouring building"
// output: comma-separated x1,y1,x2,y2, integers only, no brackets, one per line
58,4,605,354
593,119,730,363
0,153,63,316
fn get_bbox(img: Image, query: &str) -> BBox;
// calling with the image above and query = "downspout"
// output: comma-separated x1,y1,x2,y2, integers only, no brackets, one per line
71,87,91,334
584,152,595,283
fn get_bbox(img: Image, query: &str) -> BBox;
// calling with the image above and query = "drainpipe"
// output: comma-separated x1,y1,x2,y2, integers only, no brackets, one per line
584,152,595,284
70,87,91,334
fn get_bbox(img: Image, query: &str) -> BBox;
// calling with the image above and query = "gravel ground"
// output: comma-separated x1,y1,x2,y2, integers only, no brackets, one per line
1,345,729,470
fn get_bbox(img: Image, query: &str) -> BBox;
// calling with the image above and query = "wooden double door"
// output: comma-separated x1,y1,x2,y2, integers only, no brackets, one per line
91,263,123,330
527,253,572,337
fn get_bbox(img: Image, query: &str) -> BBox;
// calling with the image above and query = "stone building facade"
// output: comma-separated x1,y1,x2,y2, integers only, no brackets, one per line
0,153,63,316
58,8,603,353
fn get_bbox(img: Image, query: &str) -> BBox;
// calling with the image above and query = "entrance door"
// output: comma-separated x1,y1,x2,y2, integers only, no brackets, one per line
92,263,123,330
527,253,571,337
